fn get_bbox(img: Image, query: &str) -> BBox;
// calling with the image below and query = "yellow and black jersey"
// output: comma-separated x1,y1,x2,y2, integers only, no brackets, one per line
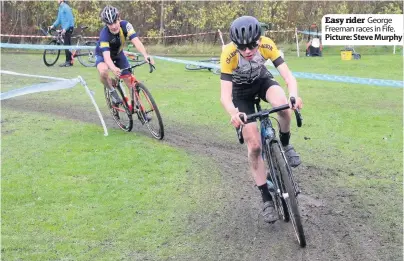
220,36,284,84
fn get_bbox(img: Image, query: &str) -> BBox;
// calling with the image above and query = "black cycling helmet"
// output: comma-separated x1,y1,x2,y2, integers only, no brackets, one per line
230,16,261,45
101,5,119,24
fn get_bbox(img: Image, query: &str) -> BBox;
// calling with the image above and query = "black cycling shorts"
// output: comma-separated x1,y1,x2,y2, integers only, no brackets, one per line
232,71,280,117
95,51,132,76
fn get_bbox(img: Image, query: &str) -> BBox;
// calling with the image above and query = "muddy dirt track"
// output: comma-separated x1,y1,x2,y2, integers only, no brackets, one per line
2,97,401,261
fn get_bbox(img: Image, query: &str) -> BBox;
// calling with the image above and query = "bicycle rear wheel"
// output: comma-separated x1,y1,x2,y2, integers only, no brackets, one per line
133,83,164,140
77,41,97,67
43,40,60,66
104,82,133,132
265,140,289,222
273,143,306,247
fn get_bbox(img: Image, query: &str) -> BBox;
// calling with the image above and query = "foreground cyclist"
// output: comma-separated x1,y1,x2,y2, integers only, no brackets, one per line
95,5,154,104
220,16,303,223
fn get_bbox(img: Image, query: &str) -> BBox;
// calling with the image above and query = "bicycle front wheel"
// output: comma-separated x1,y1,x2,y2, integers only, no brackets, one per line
265,140,289,222
133,83,164,140
104,83,133,132
43,40,60,66
77,41,97,67
273,143,306,247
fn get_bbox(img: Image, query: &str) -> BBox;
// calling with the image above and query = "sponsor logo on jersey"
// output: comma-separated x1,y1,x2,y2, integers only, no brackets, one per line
261,44,273,51
126,22,136,35
226,50,237,64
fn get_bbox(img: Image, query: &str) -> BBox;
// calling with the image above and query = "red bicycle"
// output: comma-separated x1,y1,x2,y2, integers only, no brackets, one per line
104,60,164,140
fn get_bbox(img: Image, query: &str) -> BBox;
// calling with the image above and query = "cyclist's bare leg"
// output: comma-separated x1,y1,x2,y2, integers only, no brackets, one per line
243,122,278,222
265,85,291,133
97,62,113,90
241,122,267,186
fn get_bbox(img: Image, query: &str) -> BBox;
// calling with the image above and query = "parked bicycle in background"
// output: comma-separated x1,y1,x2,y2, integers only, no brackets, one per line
40,24,97,67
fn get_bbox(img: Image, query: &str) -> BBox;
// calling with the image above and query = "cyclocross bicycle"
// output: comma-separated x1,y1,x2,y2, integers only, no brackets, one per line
237,97,306,247
40,25,97,67
104,59,164,140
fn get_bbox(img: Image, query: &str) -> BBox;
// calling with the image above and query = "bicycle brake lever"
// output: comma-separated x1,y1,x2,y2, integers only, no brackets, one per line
149,64,155,73
290,97,303,127
236,126,244,144
294,110,303,127
147,58,155,73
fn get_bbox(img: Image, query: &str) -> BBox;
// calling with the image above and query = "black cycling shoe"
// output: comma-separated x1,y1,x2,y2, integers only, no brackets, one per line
145,113,152,122
262,200,278,223
109,89,122,105
59,61,73,67
112,108,120,120
283,144,301,168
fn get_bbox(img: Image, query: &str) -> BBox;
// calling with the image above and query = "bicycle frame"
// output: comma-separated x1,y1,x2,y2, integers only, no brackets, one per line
112,60,156,120
116,75,141,114
41,24,94,62
71,27,90,59
40,26,64,43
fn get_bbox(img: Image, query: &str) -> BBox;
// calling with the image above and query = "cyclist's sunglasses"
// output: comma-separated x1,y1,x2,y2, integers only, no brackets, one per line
236,42,259,51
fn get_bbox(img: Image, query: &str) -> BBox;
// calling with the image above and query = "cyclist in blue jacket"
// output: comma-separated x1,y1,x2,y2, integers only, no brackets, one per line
49,0,75,67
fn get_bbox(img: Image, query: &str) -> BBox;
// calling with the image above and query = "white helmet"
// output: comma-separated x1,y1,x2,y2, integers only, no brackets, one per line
101,5,119,24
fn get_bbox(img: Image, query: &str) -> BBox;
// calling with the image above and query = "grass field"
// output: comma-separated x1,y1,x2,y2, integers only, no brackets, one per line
1,50,403,260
